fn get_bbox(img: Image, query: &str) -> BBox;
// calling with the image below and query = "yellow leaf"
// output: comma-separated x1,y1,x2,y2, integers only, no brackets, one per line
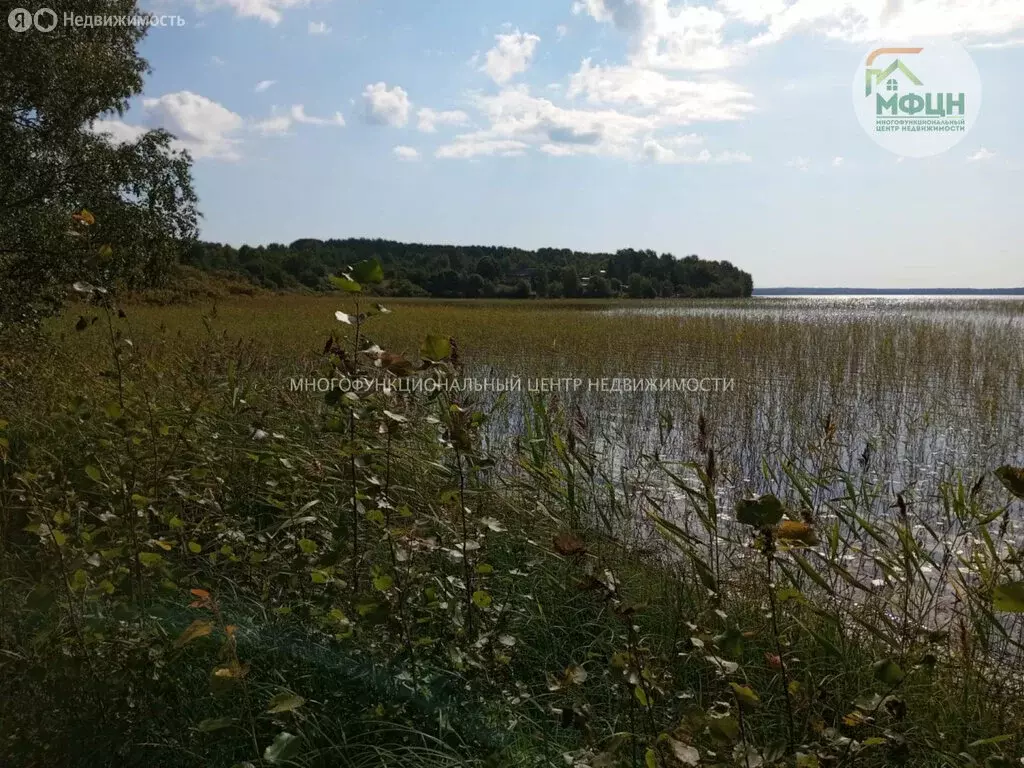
174,619,214,649
778,520,818,545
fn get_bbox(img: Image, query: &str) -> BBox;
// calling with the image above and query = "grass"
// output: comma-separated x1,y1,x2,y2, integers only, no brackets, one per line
1,289,1023,767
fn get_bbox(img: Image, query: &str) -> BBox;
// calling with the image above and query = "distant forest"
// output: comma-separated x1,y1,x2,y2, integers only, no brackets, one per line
185,238,754,299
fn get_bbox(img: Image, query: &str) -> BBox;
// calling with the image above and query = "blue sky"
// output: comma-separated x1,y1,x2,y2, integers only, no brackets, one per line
97,0,1024,288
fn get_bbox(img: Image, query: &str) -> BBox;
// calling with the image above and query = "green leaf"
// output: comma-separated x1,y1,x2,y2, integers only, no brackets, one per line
373,574,394,592
994,465,1024,499
351,258,384,284
187,541,202,553
138,552,163,567
329,275,362,293
644,748,657,768
735,494,784,527
872,659,904,685
297,538,317,554
708,715,739,743
420,334,451,361
69,569,88,592
668,740,700,766
993,581,1024,612
633,685,649,706
266,692,306,714
264,732,301,764
472,590,492,609
197,716,238,732
85,464,102,482
729,682,760,708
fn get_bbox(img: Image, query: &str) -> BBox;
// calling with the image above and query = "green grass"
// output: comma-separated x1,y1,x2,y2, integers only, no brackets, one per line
1,292,1023,767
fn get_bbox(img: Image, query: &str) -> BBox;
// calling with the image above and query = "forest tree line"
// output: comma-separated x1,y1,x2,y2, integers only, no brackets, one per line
186,238,754,299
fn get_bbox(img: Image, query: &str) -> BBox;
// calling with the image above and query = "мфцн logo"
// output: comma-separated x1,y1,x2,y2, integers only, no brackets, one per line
852,42,981,158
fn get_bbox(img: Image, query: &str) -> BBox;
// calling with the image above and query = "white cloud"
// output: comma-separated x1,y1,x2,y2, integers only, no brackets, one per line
290,104,345,126
142,91,244,160
436,137,530,159
482,29,541,84
393,145,421,161
363,82,411,127
787,156,810,171
211,56,225,65
89,119,149,145
573,0,739,70
967,147,996,161
253,113,292,136
253,105,345,135
435,84,748,162
643,138,750,164
567,59,754,124
254,79,276,93
308,20,330,35
832,156,844,166
92,92,350,158
572,0,1024,71
198,0,313,25
556,24,568,40
416,107,469,133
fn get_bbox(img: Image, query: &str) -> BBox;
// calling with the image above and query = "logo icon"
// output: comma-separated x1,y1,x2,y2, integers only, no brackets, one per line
852,42,981,158
7,6,57,32
8,7,33,31
33,7,57,31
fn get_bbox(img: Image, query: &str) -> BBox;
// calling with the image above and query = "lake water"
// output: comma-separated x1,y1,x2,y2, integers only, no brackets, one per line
482,296,1024,540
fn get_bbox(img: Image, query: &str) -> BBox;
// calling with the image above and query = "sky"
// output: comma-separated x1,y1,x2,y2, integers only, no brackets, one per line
94,0,1024,288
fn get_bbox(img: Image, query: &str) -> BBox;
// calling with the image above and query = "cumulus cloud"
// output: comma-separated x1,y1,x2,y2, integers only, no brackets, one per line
393,145,421,160
572,0,739,70
482,29,541,84
787,156,810,171
572,0,1024,71
254,79,276,93
832,156,845,166
435,84,748,162
308,20,330,34
416,107,469,133
89,118,149,145
363,82,411,127
141,91,244,159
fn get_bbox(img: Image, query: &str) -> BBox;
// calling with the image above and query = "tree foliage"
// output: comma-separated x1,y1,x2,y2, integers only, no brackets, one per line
0,1,199,324
187,238,755,298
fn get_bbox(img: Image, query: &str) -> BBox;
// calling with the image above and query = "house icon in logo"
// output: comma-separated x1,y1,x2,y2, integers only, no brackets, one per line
865,47,924,97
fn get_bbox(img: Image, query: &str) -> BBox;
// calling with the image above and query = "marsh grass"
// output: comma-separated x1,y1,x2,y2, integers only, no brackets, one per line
1,292,1023,767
